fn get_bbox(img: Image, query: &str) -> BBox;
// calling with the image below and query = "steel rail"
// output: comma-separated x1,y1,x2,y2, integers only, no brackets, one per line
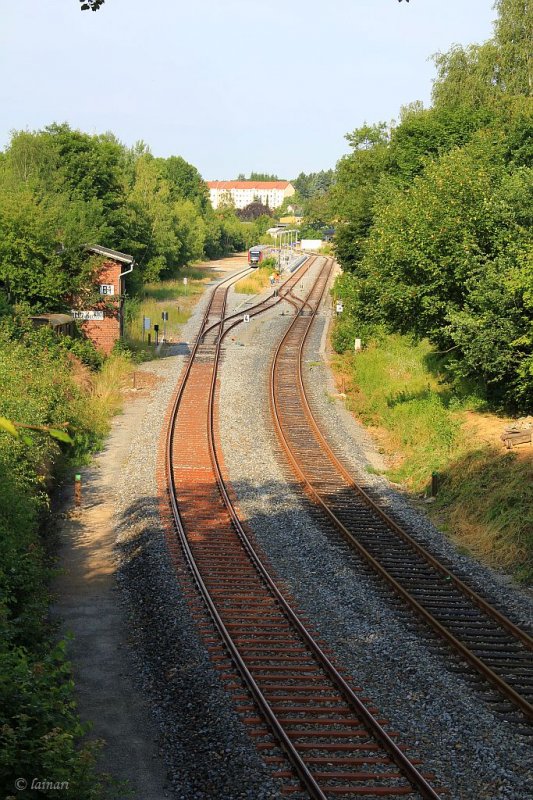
200,255,312,343
209,257,442,800
269,259,533,723
165,260,332,798
165,256,442,799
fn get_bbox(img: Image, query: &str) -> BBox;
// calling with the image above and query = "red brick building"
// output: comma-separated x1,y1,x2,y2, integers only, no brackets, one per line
70,246,134,355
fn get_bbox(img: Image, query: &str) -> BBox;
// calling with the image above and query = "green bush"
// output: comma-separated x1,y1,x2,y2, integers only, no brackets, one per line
0,323,122,798
61,334,103,370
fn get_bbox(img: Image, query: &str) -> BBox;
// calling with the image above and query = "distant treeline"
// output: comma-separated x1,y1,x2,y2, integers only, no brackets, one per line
327,0,532,412
0,126,264,312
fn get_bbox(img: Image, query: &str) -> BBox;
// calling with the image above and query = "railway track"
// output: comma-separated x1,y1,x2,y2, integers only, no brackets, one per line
270,256,533,729
164,260,442,799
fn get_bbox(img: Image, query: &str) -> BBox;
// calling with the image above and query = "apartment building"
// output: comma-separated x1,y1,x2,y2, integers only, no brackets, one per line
207,180,295,210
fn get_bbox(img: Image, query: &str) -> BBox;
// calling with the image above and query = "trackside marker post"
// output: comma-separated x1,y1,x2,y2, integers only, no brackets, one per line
74,474,82,506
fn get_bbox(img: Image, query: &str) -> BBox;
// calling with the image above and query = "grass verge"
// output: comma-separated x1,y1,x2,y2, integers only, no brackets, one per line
124,267,215,356
234,263,276,295
331,332,532,582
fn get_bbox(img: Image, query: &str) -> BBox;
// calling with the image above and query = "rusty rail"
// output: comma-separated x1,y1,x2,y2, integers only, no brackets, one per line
269,258,533,725
164,258,442,799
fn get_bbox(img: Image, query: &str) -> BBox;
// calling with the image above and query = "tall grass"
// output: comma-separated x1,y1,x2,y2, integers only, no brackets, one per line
336,336,461,488
434,448,533,581
125,272,213,352
235,265,276,295
69,353,133,457
332,331,532,581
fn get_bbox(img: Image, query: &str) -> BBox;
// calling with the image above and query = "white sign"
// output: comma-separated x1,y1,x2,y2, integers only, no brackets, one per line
243,314,250,323
143,317,151,331
183,277,188,285
99,284,115,296
336,301,344,313
70,310,104,321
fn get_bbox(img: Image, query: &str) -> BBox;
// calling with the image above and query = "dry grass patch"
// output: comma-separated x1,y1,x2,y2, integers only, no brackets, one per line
72,353,134,445
234,265,275,295
432,448,533,581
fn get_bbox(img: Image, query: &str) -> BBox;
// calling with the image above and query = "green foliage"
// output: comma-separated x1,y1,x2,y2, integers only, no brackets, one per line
432,42,502,111
336,335,462,488
0,322,131,798
0,637,109,799
236,172,281,181
158,155,208,209
330,124,390,271
493,0,533,96
331,0,533,412
292,170,335,199
60,333,103,370
0,124,252,309
333,332,533,580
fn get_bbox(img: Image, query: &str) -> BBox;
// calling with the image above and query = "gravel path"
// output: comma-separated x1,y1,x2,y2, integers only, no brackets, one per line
218,257,533,800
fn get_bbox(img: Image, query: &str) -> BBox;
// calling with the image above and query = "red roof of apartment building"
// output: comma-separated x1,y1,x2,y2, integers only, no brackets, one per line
207,181,292,190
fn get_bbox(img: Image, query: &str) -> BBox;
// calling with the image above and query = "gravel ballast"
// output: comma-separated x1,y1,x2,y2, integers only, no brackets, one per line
113,270,281,800
218,258,533,800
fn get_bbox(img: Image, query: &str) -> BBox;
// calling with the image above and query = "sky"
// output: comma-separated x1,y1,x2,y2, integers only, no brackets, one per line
0,0,497,180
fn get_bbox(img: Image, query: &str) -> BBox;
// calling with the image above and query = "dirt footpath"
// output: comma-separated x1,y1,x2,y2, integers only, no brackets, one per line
52,389,169,799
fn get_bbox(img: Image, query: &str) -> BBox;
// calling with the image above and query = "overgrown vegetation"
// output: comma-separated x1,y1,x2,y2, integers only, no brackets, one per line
333,333,532,581
331,0,532,413
234,259,278,295
329,0,532,580
434,448,532,581
333,336,463,489
124,267,215,355
0,319,132,797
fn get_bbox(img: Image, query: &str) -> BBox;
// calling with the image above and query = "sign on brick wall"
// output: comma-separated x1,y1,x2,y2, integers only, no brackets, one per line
70,310,105,321
99,284,115,295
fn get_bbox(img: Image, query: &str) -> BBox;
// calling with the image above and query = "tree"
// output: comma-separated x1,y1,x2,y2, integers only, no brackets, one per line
0,129,111,308
302,192,333,230
236,201,273,221
293,170,335,199
249,172,280,181
80,0,105,9
234,172,281,181
124,154,181,281
432,42,502,110
493,0,533,95
158,155,209,209
344,129,533,408
330,124,390,270
173,199,206,266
